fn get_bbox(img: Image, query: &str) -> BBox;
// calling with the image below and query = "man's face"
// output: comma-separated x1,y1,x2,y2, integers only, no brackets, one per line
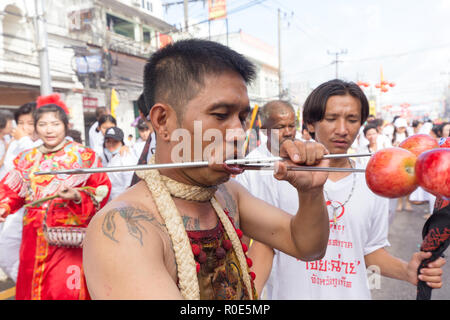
266,108,297,152
17,113,35,136
105,138,122,153
365,128,378,145
307,94,362,154
173,71,250,186
138,128,150,141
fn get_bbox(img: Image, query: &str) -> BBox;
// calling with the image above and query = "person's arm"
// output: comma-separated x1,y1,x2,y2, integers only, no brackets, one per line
236,139,330,261
83,202,183,299
365,248,445,288
247,240,274,296
0,157,28,222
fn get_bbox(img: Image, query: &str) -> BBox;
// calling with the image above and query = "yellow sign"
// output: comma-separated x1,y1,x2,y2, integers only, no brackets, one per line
208,0,227,20
111,88,119,118
369,100,376,116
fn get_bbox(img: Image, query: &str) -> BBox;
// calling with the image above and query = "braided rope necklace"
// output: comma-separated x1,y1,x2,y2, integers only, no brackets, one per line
137,156,253,300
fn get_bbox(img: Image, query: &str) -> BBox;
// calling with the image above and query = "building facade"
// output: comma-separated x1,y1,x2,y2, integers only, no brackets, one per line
0,0,175,145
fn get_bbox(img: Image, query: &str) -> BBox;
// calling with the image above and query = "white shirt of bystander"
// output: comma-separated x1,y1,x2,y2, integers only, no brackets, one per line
236,143,390,300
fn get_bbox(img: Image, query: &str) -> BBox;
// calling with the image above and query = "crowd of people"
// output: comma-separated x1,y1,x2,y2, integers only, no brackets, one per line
0,38,448,300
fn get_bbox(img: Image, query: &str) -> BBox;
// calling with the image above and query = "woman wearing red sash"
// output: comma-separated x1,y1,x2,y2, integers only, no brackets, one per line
0,94,111,300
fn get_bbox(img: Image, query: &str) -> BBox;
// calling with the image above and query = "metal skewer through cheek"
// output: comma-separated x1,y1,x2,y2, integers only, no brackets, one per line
33,152,370,176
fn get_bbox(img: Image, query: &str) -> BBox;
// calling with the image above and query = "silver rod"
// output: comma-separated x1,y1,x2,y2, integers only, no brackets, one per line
228,152,372,165
34,153,371,176
242,165,366,173
33,160,210,176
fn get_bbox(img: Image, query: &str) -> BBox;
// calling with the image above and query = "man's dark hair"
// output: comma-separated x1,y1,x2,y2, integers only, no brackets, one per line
437,122,450,137
95,107,107,120
98,114,117,127
0,110,14,130
15,102,36,123
33,105,69,134
136,93,148,118
412,120,422,128
374,118,384,127
302,79,369,138
363,123,378,137
143,39,256,119
432,124,441,138
136,118,149,131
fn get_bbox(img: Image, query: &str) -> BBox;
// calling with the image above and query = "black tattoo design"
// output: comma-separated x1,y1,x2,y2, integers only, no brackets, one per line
218,184,239,228
102,207,158,246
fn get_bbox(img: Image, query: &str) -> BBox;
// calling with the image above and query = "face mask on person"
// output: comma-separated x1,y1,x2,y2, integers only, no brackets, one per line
104,147,120,161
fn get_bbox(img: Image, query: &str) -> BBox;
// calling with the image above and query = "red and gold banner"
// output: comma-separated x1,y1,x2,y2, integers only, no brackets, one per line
159,33,173,48
208,0,227,20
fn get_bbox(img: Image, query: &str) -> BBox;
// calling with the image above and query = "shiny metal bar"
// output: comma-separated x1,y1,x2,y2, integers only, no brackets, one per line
34,153,371,176
241,165,366,173
228,153,372,165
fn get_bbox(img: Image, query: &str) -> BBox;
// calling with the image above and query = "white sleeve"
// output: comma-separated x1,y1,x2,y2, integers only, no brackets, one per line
88,123,97,148
107,153,137,201
234,170,250,190
364,196,390,256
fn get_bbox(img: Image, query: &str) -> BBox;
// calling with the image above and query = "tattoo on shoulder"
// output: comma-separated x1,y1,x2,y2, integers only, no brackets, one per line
102,206,163,246
217,184,239,228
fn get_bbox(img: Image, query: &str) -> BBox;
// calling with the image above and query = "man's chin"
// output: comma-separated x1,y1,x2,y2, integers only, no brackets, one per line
184,167,232,187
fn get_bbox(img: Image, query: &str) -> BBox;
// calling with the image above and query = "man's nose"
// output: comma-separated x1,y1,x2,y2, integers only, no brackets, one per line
335,119,349,135
282,127,295,137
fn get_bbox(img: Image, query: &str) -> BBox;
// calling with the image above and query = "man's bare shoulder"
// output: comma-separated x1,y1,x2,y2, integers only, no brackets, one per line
86,181,168,248
87,201,165,247
83,183,181,299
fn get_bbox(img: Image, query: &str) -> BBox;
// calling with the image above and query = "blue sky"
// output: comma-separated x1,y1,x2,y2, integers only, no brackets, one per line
162,0,450,119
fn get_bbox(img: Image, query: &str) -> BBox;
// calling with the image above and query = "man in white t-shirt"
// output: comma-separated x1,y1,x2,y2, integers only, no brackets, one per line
238,81,445,299
88,107,107,151
103,126,137,201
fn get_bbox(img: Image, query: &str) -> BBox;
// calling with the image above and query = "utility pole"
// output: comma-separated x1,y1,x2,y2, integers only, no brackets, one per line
34,0,52,95
327,49,347,79
278,8,282,99
184,0,189,32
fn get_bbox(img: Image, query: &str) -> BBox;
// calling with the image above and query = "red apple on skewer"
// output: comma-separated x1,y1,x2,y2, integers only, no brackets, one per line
399,134,439,157
366,148,418,198
415,148,450,198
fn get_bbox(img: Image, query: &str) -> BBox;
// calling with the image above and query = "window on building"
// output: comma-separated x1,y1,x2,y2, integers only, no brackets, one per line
147,1,153,12
106,13,135,40
143,27,153,44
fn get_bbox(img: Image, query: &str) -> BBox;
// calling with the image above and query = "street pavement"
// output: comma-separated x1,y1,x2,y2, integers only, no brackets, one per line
371,202,450,300
1,203,448,300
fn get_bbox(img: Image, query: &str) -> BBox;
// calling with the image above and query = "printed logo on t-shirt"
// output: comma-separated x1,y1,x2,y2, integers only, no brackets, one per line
326,200,346,232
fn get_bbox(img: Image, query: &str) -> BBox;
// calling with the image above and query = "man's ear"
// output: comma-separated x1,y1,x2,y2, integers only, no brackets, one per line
149,103,176,142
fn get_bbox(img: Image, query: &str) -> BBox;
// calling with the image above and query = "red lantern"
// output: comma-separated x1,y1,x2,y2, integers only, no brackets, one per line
389,82,395,87
375,83,381,88
381,87,388,92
